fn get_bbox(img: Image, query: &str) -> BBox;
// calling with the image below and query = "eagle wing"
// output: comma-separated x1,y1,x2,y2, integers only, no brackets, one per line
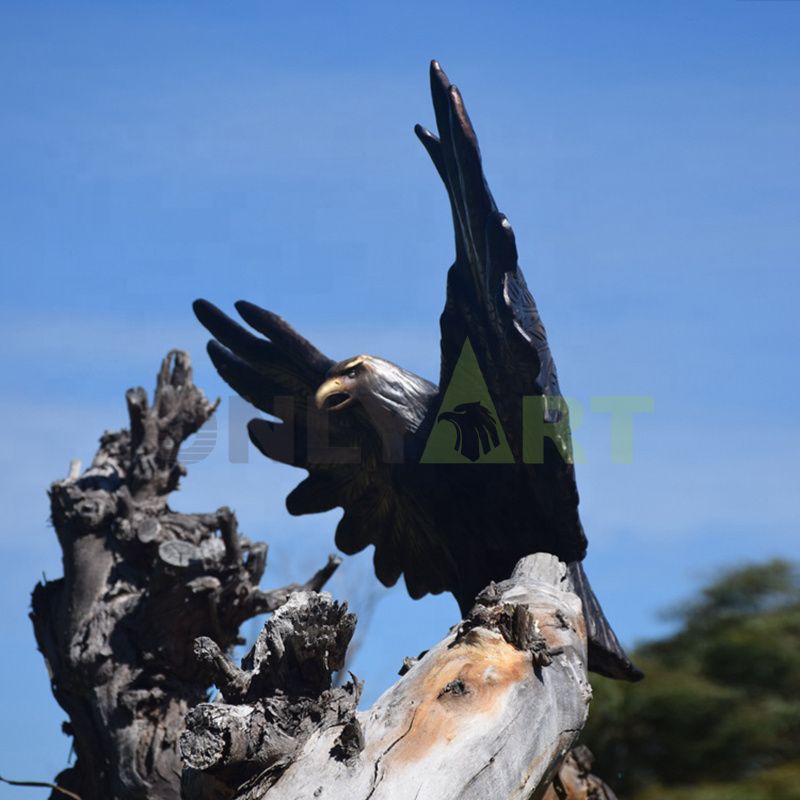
195,63,643,680
195,61,584,604
415,61,587,563
192,299,455,598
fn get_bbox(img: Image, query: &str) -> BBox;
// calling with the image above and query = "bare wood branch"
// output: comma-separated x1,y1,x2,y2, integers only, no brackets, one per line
0,775,83,800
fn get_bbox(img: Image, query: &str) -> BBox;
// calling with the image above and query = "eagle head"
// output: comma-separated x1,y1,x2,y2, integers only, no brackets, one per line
315,355,437,458
314,356,373,413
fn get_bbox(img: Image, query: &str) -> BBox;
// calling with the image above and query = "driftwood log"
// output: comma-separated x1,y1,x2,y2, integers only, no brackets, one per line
31,350,613,800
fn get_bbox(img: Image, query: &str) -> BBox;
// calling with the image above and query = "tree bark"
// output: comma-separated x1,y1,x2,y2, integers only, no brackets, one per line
31,351,339,800
182,553,593,800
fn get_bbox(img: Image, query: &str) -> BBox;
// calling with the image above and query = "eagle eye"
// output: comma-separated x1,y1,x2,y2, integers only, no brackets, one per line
343,362,363,379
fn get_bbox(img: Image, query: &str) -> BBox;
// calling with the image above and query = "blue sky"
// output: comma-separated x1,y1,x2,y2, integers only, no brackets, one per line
1,1,798,790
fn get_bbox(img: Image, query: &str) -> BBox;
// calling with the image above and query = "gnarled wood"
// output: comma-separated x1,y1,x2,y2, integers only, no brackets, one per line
30,351,339,800
181,591,361,800
31,350,603,800
183,553,592,800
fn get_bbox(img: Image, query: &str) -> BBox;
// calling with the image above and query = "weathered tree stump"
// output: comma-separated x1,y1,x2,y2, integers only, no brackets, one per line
183,553,593,800
31,350,612,800
180,591,360,800
31,351,339,800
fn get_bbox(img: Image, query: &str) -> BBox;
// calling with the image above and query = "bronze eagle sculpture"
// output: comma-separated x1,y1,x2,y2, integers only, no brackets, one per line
194,61,642,681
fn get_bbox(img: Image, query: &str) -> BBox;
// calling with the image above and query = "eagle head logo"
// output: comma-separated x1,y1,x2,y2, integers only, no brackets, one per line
436,401,500,462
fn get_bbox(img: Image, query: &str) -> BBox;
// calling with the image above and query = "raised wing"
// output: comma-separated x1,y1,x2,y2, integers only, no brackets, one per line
415,61,587,563
195,63,641,681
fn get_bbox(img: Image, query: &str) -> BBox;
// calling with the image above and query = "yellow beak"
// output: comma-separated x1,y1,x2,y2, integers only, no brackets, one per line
314,377,354,411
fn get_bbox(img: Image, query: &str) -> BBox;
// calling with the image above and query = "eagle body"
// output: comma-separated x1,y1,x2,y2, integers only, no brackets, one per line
195,62,642,681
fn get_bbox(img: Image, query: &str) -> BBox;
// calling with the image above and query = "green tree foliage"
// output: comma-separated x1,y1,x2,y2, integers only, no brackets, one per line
582,559,800,799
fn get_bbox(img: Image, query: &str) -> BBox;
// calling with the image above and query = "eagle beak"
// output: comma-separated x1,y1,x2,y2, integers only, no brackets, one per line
315,377,355,412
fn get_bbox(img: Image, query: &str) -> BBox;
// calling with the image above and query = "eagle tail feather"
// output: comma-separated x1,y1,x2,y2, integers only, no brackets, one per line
567,561,644,682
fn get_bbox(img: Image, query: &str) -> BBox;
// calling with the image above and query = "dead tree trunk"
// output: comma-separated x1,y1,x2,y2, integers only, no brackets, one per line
181,553,593,800
32,350,611,800
31,351,339,800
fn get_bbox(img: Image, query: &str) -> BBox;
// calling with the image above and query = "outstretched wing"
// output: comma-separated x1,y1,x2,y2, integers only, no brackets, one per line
193,299,454,598
193,299,334,472
415,61,587,563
